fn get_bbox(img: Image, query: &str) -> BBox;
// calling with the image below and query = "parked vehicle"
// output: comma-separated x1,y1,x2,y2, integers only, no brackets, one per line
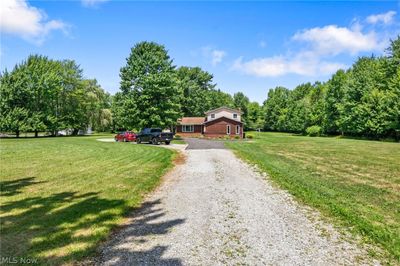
136,128,174,145
114,131,137,142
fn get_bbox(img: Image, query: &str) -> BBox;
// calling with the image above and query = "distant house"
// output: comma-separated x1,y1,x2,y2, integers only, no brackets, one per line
176,106,243,138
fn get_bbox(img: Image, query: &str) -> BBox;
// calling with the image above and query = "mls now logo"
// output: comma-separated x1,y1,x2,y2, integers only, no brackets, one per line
1,257,38,264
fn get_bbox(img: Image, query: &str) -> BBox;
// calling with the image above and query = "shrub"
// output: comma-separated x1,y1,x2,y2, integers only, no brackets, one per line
306,125,322,137
247,134,254,139
234,135,240,140
174,134,183,140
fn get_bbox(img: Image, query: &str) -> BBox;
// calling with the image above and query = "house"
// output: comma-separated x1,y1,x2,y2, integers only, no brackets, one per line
176,106,243,138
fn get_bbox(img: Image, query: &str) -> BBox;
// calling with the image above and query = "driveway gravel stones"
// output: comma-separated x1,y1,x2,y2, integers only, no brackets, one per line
97,148,379,266
184,138,226,149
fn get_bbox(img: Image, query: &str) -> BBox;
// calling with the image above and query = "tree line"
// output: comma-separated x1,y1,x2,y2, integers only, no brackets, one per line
1,38,398,139
263,37,400,139
0,55,111,137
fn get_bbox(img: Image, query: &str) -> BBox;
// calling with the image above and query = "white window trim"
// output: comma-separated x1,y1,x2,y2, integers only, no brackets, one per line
182,125,194,132
236,125,240,134
227,125,231,135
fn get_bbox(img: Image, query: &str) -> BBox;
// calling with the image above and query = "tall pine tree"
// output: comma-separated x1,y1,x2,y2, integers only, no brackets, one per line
118,42,181,129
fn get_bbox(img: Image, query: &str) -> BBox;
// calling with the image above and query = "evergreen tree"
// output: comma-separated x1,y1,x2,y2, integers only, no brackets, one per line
119,42,181,129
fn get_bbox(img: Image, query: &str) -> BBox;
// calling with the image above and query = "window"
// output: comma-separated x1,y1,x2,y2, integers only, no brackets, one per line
236,125,240,134
227,125,231,134
182,125,194,132
211,113,215,119
233,113,238,119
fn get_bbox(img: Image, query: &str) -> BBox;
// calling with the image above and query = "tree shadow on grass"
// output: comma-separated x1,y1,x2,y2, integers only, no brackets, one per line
1,191,185,265
96,199,185,265
1,191,128,264
0,177,45,196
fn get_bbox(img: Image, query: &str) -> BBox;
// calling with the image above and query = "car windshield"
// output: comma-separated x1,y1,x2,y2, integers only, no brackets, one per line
150,129,162,133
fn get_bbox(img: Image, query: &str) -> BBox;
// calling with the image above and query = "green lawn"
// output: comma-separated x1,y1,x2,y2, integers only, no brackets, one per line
0,135,175,265
172,139,186,145
226,132,400,262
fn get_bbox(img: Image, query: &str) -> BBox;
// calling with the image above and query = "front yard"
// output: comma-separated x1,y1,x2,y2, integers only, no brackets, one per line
0,135,175,264
226,132,400,262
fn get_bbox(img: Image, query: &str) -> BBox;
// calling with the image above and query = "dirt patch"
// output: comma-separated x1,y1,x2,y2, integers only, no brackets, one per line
173,151,186,165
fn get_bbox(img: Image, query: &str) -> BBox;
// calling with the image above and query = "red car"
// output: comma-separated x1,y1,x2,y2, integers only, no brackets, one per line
114,131,137,142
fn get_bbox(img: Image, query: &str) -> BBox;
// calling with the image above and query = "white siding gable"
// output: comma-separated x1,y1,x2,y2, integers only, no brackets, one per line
207,108,241,122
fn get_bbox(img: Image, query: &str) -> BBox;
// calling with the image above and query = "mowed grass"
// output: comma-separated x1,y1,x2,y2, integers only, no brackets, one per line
0,135,175,265
172,139,186,145
226,132,400,262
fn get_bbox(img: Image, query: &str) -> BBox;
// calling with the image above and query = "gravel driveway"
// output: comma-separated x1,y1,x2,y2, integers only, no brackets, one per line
97,148,377,265
184,138,226,149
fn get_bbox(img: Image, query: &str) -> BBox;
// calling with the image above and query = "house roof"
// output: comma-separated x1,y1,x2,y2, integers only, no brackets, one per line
205,106,243,115
203,116,243,125
178,117,205,125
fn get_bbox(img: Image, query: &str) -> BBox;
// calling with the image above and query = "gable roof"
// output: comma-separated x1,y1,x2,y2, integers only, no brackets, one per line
205,106,243,115
203,116,243,125
178,117,205,125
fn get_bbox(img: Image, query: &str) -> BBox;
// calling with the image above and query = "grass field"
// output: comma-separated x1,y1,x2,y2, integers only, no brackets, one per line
172,139,186,145
0,135,175,265
226,132,400,262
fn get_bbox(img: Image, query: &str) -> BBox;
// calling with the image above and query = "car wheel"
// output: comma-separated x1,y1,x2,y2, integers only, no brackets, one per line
124,138,127,142
152,138,159,145
165,141,170,145
137,138,141,144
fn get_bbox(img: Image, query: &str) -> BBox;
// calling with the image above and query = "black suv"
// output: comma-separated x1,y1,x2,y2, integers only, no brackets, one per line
136,128,174,145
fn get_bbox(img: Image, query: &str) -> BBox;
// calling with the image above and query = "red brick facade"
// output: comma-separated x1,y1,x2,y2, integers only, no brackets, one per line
176,117,243,138
176,124,203,137
177,107,243,138
203,117,243,138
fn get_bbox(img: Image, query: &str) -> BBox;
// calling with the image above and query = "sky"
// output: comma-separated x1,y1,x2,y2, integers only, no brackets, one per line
1,0,399,103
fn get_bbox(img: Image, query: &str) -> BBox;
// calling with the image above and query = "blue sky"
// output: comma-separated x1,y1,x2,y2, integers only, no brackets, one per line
1,1,399,103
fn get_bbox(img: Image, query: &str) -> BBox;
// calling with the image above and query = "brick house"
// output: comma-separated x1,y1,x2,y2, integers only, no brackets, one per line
176,107,243,138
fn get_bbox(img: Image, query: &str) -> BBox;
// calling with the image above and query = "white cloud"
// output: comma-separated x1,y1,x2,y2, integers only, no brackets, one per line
232,11,397,78
292,25,382,56
81,0,109,8
0,0,68,44
211,49,226,66
201,46,227,66
366,11,396,25
259,40,267,48
232,53,347,77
